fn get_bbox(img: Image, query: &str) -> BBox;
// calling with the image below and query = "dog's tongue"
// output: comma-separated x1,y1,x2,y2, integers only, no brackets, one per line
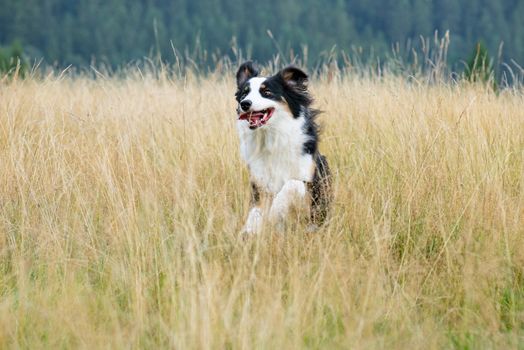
239,111,268,129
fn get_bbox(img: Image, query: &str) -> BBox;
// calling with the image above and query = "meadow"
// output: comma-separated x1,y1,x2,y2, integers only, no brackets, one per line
0,65,523,349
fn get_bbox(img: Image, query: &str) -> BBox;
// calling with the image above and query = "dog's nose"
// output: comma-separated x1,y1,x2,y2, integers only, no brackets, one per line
240,100,252,112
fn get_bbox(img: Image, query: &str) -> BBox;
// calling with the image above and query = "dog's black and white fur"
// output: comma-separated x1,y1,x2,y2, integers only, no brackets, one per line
235,61,332,234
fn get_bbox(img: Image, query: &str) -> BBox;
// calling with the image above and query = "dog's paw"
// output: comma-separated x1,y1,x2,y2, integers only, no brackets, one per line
306,224,319,233
269,180,306,223
241,207,263,235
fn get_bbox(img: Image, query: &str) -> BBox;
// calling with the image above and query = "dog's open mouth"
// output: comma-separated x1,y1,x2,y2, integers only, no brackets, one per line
238,108,275,129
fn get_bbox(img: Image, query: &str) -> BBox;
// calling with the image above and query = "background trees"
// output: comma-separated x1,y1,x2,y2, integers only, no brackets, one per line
0,0,522,68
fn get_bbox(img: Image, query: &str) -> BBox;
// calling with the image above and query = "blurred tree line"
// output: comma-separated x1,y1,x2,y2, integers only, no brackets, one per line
0,0,523,68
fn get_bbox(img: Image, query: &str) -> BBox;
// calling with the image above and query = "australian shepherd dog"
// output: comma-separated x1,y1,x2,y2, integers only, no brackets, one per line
235,61,332,234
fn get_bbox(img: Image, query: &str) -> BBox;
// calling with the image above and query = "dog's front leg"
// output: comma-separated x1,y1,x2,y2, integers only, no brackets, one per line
269,180,307,229
242,182,263,234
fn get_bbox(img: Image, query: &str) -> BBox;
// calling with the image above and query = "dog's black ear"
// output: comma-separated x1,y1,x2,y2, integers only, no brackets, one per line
280,66,308,90
236,61,259,87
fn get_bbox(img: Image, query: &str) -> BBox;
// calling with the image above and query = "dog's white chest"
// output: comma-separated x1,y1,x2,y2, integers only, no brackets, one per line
237,114,314,193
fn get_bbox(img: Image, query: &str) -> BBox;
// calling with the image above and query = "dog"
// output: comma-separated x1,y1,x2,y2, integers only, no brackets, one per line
235,61,332,234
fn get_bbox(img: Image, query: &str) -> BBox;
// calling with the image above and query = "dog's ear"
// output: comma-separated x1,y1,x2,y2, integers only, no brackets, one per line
280,66,308,90
236,61,259,87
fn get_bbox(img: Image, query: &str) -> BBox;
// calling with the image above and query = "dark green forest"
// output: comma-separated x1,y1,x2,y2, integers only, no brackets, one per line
1,0,523,68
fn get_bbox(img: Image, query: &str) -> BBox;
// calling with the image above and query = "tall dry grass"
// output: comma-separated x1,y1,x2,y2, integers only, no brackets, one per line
0,68,523,349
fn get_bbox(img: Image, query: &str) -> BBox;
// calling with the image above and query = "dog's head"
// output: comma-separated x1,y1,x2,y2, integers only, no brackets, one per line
235,61,312,130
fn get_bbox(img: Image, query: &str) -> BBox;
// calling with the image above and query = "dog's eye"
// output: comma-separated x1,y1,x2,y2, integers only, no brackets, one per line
261,89,271,97
236,86,249,100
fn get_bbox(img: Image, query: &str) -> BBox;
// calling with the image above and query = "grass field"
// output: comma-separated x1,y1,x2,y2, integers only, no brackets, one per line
0,68,523,349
